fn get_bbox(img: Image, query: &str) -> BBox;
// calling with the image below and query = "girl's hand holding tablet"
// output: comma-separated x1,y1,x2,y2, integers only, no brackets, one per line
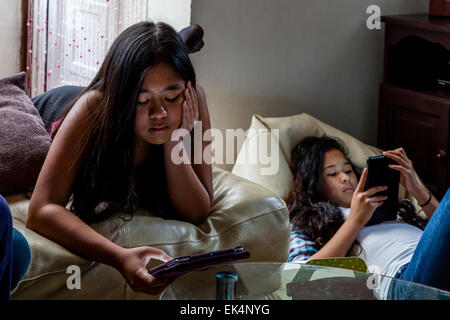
116,246,173,295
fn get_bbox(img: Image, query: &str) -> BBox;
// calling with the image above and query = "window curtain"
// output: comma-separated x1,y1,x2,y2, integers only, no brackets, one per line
27,0,191,98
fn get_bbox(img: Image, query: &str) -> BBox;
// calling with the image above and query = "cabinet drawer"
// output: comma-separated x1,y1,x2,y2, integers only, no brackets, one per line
378,84,449,199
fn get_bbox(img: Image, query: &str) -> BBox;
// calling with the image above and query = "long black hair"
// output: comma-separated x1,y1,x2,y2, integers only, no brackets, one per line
286,136,427,251
55,21,196,223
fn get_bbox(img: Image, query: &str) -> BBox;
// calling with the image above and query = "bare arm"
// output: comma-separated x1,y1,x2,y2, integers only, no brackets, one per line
411,187,439,219
27,91,124,266
163,83,213,225
309,219,363,259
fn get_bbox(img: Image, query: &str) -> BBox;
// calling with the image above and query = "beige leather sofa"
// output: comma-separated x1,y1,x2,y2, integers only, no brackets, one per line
9,166,290,299
232,113,426,213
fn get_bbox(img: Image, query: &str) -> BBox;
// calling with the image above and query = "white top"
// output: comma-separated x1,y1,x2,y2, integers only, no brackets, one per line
340,207,423,299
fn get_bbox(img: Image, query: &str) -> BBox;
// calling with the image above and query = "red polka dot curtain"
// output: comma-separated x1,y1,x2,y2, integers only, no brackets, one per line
27,0,191,97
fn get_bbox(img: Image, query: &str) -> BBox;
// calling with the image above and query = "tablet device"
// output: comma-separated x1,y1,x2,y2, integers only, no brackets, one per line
364,155,400,226
148,246,251,279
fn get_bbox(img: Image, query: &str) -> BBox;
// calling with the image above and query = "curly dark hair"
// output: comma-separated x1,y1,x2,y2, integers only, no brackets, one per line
287,136,358,207
294,201,346,249
286,136,427,252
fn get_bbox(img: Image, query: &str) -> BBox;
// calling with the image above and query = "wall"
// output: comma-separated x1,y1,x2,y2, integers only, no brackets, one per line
148,0,191,31
190,0,429,171
0,0,22,77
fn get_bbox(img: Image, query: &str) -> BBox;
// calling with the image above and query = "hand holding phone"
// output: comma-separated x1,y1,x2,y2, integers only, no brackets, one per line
382,148,422,197
348,168,388,226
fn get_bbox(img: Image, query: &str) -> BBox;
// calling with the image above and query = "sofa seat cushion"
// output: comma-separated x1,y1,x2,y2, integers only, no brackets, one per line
10,166,289,299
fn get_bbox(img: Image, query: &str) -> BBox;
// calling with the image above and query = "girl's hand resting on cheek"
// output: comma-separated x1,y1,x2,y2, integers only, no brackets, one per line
116,246,173,295
180,81,199,133
348,168,388,226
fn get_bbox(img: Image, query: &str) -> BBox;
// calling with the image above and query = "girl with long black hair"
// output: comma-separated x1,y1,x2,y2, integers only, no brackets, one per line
27,21,213,295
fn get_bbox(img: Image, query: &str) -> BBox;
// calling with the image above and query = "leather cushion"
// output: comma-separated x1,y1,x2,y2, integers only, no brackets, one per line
9,166,290,299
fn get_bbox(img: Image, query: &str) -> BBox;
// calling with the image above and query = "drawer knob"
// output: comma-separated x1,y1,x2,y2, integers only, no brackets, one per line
437,150,447,160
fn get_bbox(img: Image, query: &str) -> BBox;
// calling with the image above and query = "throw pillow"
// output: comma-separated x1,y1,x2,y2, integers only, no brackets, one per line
0,72,51,195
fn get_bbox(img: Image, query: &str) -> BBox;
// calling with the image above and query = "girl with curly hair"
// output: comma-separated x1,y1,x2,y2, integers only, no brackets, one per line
286,136,449,296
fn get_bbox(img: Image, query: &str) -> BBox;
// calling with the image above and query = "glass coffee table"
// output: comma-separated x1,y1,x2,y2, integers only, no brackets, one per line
160,262,450,300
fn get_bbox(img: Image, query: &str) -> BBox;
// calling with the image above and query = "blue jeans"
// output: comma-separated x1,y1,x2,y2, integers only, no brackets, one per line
389,188,450,299
0,195,31,300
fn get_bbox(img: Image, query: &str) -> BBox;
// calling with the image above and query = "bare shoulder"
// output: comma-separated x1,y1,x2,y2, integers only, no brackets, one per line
52,89,103,160
85,89,103,107
64,89,102,122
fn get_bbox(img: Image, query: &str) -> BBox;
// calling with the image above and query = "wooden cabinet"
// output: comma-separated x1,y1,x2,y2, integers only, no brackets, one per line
379,14,450,200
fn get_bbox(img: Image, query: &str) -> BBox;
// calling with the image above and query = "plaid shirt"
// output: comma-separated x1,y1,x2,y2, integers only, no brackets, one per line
288,228,317,262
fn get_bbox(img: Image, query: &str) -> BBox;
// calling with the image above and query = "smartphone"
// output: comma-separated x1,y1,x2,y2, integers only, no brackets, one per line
148,246,251,279
364,155,400,226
